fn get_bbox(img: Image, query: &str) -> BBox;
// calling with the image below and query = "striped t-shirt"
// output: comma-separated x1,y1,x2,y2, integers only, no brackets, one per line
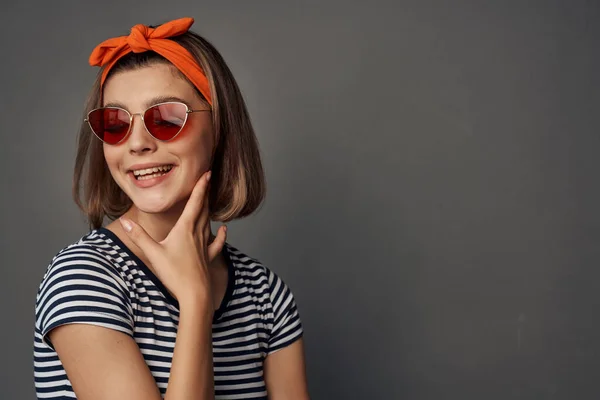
33,228,303,399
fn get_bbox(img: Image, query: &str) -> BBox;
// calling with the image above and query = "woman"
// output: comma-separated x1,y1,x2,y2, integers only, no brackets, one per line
33,17,309,399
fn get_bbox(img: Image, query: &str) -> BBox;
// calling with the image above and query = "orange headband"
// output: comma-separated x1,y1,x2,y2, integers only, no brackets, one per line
89,17,212,106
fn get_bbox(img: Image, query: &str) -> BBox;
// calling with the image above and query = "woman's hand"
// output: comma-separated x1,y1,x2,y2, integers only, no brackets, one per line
118,170,227,307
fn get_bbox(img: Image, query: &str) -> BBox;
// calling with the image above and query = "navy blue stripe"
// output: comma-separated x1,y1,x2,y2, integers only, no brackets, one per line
214,365,263,376
44,315,132,336
269,330,304,353
134,331,177,342
32,363,64,373
35,373,68,383
214,376,266,386
215,385,268,396
135,321,177,333
214,336,262,349
34,384,73,394
213,356,264,368
44,304,130,327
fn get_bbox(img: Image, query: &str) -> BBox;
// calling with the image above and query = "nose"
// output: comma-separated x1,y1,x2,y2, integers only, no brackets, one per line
127,113,157,155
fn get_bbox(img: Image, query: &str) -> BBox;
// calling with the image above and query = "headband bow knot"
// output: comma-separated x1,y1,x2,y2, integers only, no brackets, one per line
89,17,212,105
127,25,152,53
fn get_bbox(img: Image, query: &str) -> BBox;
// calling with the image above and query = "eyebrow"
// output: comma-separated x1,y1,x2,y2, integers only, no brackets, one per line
104,95,190,109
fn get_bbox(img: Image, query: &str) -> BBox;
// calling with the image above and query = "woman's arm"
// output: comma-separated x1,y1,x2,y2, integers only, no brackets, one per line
50,325,162,399
50,298,214,400
264,338,310,400
165,297,214,399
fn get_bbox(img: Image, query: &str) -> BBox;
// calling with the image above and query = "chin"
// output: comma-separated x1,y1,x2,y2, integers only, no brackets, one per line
130,195,181,215
117,174,195,216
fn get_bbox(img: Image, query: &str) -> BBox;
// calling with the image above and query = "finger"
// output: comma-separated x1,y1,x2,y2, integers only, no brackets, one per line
195,214,211,259
177,170,211,230
119,217,161,258
207,225,227,262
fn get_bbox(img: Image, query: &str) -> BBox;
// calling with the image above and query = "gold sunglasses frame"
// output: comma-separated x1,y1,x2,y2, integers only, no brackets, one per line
84,101,211,145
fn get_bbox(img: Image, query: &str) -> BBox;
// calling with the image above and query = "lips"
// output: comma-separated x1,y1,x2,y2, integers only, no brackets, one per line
126,163,176,188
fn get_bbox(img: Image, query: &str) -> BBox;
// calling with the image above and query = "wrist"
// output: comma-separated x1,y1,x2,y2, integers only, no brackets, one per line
179,292,213,318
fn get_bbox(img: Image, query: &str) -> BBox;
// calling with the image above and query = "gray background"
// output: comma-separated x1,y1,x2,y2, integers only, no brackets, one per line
1,0,599,399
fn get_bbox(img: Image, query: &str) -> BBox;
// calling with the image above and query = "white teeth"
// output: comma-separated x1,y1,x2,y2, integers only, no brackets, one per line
137,172,168,180
133,165,173,177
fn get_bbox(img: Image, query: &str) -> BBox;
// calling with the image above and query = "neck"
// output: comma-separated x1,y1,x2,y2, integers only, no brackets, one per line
110,203,218,267
124,203,186,243
118,201,216,249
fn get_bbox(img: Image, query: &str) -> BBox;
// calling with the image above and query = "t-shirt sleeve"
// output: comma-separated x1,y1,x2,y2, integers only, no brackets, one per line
34,244,134,350
266,268,304,354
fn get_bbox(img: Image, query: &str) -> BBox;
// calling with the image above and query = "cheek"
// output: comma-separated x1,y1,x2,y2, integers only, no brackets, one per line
185,115,215,153
102,145,121,176
178,128,214,167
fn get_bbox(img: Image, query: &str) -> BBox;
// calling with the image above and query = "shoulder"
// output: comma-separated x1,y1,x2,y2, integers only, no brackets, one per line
35,229,135,344
224,243,289,294
48,228,124,264
224,244,304,353
224,243,301,320
35,229,132,317
38,229,127,287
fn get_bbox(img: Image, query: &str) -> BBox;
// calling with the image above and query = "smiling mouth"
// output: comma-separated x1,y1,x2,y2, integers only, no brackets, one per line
132,164,174,180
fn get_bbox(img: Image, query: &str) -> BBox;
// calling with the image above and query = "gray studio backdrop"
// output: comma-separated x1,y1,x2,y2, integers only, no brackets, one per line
1,1,599,399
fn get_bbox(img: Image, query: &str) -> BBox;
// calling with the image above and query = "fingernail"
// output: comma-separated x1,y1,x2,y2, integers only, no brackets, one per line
120,217,133,232
206,171,212,182
223,225,227,233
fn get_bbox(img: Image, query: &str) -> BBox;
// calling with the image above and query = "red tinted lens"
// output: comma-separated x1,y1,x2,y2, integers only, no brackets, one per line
88,108,130,144
144,103,188,141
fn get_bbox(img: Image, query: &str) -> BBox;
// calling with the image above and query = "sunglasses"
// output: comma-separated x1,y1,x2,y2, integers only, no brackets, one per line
85,101,211,145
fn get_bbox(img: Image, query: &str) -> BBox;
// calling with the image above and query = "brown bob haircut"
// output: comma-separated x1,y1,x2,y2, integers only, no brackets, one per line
73,27,266,229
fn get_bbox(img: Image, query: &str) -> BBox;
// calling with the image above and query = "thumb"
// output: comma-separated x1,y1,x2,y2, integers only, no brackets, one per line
119,217,160,258
207,225,227,263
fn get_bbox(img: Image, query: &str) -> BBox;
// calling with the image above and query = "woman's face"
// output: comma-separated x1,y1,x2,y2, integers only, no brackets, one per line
102,63,213,215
